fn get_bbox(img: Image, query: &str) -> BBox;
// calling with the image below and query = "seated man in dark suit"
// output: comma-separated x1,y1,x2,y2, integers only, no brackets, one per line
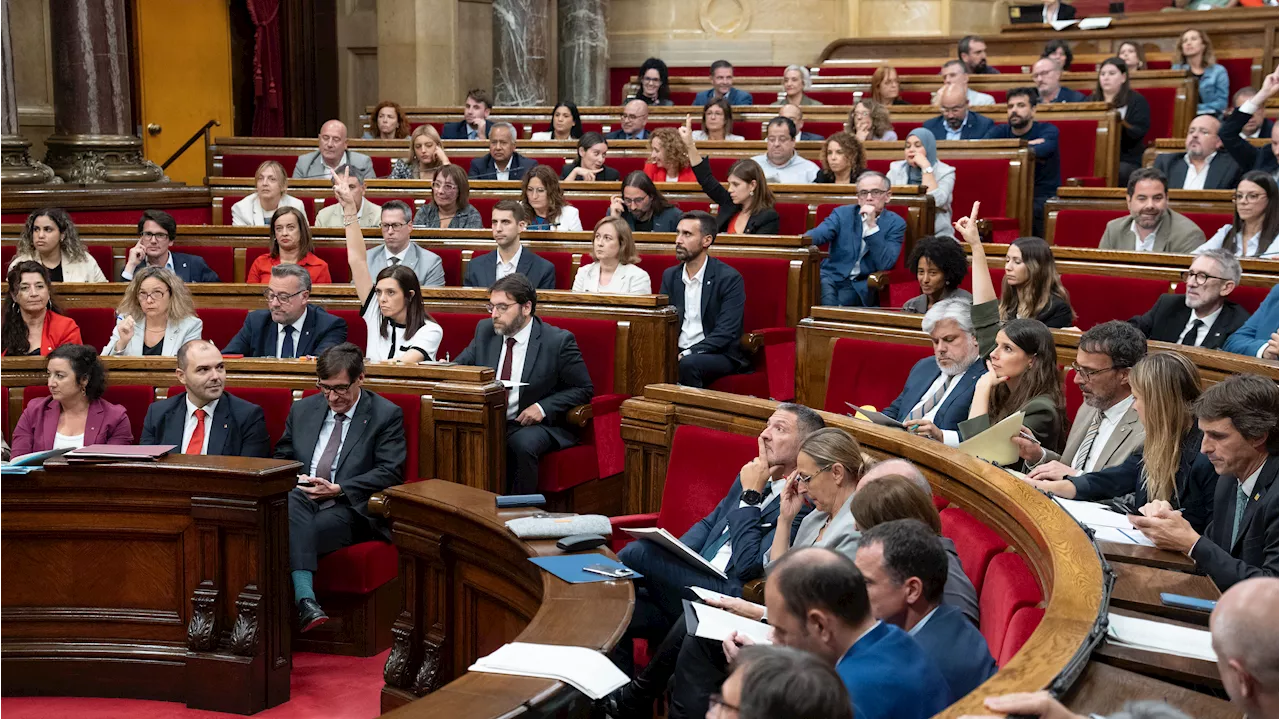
1127,249,1250,349
463,200,557,289
923,82,996,141
440,88,495,140
1154,114,1243,191
660,211,748,388
467,122,538,181
454,273,593,493
604,99,651,141
275,343,407,631
1132,374,1278,590
222,264,348,358
884,298,985,446
1031,58,1085,104
1219,71,1280,177
1233,86,1277,141
120,209,220,283
140,339,270,457
807,171,907,306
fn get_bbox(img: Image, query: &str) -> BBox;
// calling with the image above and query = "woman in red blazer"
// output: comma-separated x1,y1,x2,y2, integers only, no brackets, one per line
1,261,83,356
643,127,697,183
10,344,133,455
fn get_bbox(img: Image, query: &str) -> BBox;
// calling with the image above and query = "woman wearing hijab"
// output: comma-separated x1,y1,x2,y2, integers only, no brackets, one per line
887,128,957,237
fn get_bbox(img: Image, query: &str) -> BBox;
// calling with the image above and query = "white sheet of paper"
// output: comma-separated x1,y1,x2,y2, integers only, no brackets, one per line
958,411,1025,466
469,642,628,700
1092,526,1157,547
691,602,774,645
1054,497,1134,529
1050,19,1079,30
1078,17,1112,29
622,527,728,579
690,587,767,615
1107,613,1216,662
499,380,530,389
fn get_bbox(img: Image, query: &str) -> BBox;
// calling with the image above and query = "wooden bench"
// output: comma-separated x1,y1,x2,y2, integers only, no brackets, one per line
1044,187,1241,247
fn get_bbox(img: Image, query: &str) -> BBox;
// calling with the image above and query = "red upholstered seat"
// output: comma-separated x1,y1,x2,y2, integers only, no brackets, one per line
708,157,738,182
636,254,676,297
381,393,421,480
221,153,300,178
534,156,571,173
676,200,713,217
314,540,399,595
433,248,464,286
980,553,1043,662
25,384,154,441
899,91,933,105
86,246,114,278
1181,212,1235,240
1061,274,1171,329
1223,284,1270,313
328,310,368,354
226,386,294,443
312,247,349,283
708,255,796,400
1046,119,1104,184
536,251,578,290
1,244,13,270
999,606,1045,667
775,203,808,234
574,199,613,228
1217,57,1254,97
219,194,248,224
798,121,845,140
932,495,950,511
1051,209,1121,248
948,158,1014,233
610,156,646,178
803,92,853,107
172,245,234,283
433,313,487,361
669,91,698,105
1134,87,1176,144
1064,369,1083,426
197,308,251,350
822,338,932,414
939,508,1008,593
63,307,117,353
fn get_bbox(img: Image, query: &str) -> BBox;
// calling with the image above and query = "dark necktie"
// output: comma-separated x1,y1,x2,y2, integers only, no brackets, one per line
388,257,400,266
1180,319,1203,346
499,337,517,381
907,377,949,422
281,325,296,358
1232,485,1250,546
700,483,774,560
315,414,348,480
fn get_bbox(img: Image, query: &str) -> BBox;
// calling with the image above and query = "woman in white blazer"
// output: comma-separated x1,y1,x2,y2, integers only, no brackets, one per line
103,266,203,357
230,160,306,226
520,165,585,231
886,127,957,238
8,208,108,283
573,217,652,295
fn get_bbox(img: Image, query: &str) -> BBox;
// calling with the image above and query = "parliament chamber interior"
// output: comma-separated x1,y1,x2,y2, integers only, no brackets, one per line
1,0,1278,718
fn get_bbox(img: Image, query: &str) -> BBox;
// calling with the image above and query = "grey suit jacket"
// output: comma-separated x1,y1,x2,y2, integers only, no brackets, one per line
367,242,446,288
1098,209,1206,254
103,315,203,357
765,492,859,567
292,150,375,180
1034,400,1144,471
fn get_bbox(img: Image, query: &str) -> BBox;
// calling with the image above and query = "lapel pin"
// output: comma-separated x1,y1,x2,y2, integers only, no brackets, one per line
1255,493,1262,501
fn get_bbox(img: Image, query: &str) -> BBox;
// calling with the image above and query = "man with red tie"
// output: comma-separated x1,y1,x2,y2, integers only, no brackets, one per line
140,339,270,458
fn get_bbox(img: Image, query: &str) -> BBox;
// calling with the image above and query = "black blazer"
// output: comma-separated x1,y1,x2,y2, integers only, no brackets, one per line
1009,2,1075,22
560,163,620,182
1127,294,1250,349
222,305,348,358
454,316,594,446
691,161,780,235
1220,108,1280,176
1113,92,1152,165
274,389,406,540
1030,294,1075,329
1154,151,1242,191
118,252,220,283
463,247,557,290
467,152,539,181
441,119,494,140
659,256,749,368
1191,455,1278,590
140,391,271,458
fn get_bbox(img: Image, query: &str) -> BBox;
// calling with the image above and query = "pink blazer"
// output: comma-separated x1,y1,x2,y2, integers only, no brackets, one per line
10,396,134,456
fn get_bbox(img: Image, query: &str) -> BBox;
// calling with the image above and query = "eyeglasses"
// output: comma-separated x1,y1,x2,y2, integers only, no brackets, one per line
380,222,407,231
137,289,169,302
795,465,833,485
641,76,662,85
1233,192,1265,204
622,113,646,121
856,189,888,200
485,302,515,314
708,694,739,714
315,380,354,395
1070,363,1120,381
1181,270,1228,285
140,231,170,242
431,182,458,191
264,289,306,304
622,195,650,206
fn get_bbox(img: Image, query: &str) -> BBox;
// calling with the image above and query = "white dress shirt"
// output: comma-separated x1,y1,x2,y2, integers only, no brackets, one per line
1181,152,1216,191
181,397,219,455
1128,219,1163,253
496,246,523,281
361,297,443,362
908,606,939,635
275,312,308,358
494,159,514,182
1197,224,1280,258
1073,394,1135,473
709,476,787,572
678,260,709,353
121,252,175,281
906,370,967,447
750,153,819,184
1179,304,1223,347
850,217,882,277
309,390,361,477
497,319,541,420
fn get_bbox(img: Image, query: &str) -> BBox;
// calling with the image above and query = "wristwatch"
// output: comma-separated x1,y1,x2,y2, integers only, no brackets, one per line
922,165,935,174
741,489,764,506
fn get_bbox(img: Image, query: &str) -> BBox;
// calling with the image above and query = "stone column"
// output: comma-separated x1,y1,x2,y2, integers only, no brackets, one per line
492,0,550,106
43,0,162,183
0,0,55,183
557,0,608,105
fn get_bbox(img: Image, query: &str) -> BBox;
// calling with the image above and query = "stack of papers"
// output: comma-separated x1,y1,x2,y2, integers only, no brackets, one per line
622,527,728,579
958,411,1025,466
1054,497,1156,546
469,642,628,699
1107,613,1216,662
685,600,773,645
65,444,175,462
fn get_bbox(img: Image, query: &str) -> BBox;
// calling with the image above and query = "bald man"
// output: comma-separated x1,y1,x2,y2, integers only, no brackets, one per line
293,119,375,180
924,82,995,141
605,99,651,141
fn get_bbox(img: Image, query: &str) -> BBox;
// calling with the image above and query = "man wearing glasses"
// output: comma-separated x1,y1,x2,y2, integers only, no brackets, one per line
604,99,651,141
750,117,819,184
222,264,348,358
366,200,445,287
119,209,220,283
276,342,407,632
313,165,382,228
805,171,906,306
1127,249,1250,349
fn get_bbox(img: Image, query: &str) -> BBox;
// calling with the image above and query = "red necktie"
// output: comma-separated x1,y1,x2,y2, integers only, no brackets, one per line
186,408,207,455
499,337,517,381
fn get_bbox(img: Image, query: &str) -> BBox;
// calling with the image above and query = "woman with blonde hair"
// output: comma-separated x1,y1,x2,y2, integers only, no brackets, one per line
230,160,305,226
104,267,202,357
871,66,908,106
643,127,696,183
572,216,651,294
848,98,898,142
9,208,106,282
1172,29,1230,116
520,165,582,231
768,427,865,564
391,124,451,180
246,207,332,284
1021,352,1218,533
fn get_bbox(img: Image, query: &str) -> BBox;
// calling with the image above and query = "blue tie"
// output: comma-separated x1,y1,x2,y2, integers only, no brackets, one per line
282,325,295,359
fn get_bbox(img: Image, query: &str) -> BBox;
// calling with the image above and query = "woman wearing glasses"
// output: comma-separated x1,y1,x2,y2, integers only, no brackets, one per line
1197,172,1279,257
11,344,133,455
767,428,864,564
246,207,332,284
334,168,443,363
412,164,484,229
608,171,683,232
104,267,203,357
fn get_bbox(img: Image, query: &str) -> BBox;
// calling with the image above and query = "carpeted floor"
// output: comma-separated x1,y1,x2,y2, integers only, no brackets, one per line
0,650,390,719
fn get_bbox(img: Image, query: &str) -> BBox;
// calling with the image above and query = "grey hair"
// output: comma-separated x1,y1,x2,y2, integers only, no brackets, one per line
776,402,827,437
922,297,975,337
382,199,413,225
490,121,518,141
784,64,812,89
854,170,891,191
270,262,312,292
1199,248,1242,284
333,164,365,185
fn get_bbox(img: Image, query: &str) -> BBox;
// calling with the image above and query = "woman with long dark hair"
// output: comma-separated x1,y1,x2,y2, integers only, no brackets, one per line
1089,58,1151,185
11,344,133,454
608,171,682,232
363,101,411,140
679,121,780,234
561,132,620,182
692,99,744,142
246,207,332,284
521,165,582,231
8,208,106,282
814,132,867,185
531,102,584,140
996,237,1074,328
1198,171,1279,257
2,261,82,356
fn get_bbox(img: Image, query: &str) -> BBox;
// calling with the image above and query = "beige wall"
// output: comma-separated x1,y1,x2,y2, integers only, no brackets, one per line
338,0,380,132
10,0,54,156
377,0,493,109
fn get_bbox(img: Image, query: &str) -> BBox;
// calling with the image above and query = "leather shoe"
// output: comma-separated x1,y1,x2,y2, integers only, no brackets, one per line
596,683,649,719
297,598,328,633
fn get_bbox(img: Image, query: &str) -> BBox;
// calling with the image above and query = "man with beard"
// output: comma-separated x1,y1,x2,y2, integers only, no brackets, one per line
883,298,985,446
1155,114,1242,191
660,211,749,388
1099,168,1206,252
1126,249,1250,349
959,35,1000,75
222,264,348,358
1012,321,1147,482
1031,57,1085,104
985,87,1060,236
140,339,271,457
923,81,995,142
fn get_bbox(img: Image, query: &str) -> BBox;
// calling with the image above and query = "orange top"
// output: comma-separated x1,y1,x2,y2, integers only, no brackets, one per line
246,252,332,284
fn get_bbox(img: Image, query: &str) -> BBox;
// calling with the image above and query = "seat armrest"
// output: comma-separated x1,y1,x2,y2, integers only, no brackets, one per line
1066,176,1106,188
742,327,796,353
567,393,630,427
742,578,766,604
610,512,662,552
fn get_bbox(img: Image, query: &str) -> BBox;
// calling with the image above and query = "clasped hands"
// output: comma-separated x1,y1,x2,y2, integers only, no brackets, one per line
297,475,342,500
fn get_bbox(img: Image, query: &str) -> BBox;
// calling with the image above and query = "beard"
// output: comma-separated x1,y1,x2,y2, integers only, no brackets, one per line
937,346,979,377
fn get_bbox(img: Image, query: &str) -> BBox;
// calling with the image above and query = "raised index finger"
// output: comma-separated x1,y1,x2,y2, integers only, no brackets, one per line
685,115,692,130
757,435,768,463
968,201,980,223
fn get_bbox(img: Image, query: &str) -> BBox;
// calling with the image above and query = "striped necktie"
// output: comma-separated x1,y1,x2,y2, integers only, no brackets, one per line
1071,411,1105,472
1232,485,1250,546
907,377,950,422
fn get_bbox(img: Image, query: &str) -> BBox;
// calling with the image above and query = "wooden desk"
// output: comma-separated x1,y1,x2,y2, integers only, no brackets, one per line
1,455,300,714
1100,540,1199,572
1110,562,1219,625
368,480,633,716
1096,609,1224,691
1064,662,1237,719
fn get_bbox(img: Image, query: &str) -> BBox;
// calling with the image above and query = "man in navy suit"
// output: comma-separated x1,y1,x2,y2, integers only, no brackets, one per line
140,340,271,458
924,83,996,141
454,273,593,493
1233,86,1277,141
463,200,557,289
883,298,984,443
603,99,651,141
692,60,755,106
855,519,997,701
440,89,495,140
119,209,220,283
1154,114,1242,191
467,123,539,181
1219,72,1280,178
807,171,907,307
222,264,348,358
660,211,748,388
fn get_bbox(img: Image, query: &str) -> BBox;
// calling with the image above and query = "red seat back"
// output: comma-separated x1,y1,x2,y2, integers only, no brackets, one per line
1223,284,1270,313
432,313,488,363
536,251,578,290
381,393,421,480
1051,209,1121,248
85,246,114,278
1060,274,1170,329
470,198,498,226
220,153,300,178
1064,368,1083,426
775,203,808,234
574,199,613,228
24,384,154,441
328,310,367,354
1134,87,1176,144
1,244,13,270
197,308,251,350
716,256,791,330
899,90,934,105
1046,119,1100,182
610,156,646,178
63,308,117,353
172,245,233,283
541,316,618,394
225,386,294,444
823,338,932,414
1181,212,1234,240
708,157,738,182
980,553,1043,662
429,248,463,286
657,425,759,538
312,247,349,283
637,254,676,296
999,606,1045,667
1217,57,1254,97
948,158,1011,219
939,508,1008,593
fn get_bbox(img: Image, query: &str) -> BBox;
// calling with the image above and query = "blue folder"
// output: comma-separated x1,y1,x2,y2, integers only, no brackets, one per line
528,554,643,584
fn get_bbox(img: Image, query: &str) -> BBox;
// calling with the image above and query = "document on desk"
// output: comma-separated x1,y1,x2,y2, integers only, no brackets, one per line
1091,526,1157,547
1078,17,1112,29
1107,613,1216,662
1049,19,1079,30
469,642,628,700
957,411,1025,466
1054,497,1133,529
683,599,774,645
621,527,728,579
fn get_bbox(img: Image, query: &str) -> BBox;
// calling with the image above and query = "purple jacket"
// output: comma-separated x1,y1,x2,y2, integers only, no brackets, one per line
11,396,134,456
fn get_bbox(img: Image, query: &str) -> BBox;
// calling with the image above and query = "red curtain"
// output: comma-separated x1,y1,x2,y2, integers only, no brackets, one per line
247,0,284,137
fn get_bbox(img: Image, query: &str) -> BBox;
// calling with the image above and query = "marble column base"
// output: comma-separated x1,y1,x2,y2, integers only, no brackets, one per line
43,134,165,184
1,135,59,184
